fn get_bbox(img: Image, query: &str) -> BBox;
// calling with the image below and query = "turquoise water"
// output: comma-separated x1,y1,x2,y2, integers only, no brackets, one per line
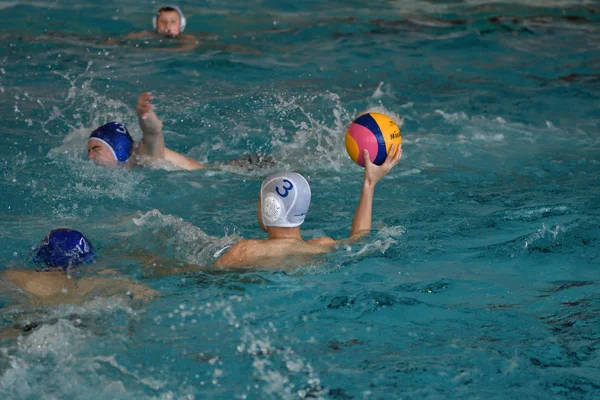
1,0,599,398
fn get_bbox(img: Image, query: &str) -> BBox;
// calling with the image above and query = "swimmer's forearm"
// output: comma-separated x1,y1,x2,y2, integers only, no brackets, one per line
163,148,205,170
138,111,165,156
138,110,162,136
349,181,375,238
136,92,166,157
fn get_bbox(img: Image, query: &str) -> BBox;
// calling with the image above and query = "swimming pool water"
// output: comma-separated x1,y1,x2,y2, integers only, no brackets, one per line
0,0,599,399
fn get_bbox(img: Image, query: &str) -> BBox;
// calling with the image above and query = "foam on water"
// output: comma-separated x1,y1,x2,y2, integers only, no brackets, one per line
131,209,239,265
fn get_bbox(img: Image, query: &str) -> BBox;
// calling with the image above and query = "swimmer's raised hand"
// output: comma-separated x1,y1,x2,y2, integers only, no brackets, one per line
363,144,402,187
349,144,402,239
137,92,154,120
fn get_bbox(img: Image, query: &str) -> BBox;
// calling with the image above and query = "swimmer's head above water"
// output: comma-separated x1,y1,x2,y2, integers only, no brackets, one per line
258,172,311,231
33,229,95,272
153,5,187,37
87,122,134,167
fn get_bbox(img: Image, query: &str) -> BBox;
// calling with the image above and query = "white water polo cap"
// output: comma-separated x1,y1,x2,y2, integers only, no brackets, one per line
261,172,311,228
152,5,187,32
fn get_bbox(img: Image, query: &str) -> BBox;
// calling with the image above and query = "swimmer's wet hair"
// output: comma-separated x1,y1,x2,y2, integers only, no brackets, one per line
158,6,178,13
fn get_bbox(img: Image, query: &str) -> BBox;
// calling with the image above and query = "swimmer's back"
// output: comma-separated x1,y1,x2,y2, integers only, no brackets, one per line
2,270,157,307
3,270,74,298
215,237,335,269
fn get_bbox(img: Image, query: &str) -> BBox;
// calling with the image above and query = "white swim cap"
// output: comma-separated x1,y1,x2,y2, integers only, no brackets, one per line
152,5,187,32
261,172,311,228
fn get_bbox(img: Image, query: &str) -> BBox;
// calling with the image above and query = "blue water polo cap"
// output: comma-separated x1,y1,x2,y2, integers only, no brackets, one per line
33,229,95,270
88,122,134,162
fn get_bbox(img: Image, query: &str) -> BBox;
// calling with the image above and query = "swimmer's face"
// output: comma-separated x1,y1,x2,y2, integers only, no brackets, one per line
87,139,118,167
156,11,181,36
257,194,267,232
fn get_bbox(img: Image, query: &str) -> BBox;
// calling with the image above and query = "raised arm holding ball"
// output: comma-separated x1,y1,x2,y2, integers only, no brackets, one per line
211,112,402,269
147,113,403,274
212,146,402,269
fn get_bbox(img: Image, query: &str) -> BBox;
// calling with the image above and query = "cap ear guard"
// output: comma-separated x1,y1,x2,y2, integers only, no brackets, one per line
262,195,283,224
260,172,311,228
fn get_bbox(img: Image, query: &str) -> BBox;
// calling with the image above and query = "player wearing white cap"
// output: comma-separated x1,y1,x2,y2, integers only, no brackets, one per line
213,145,402,269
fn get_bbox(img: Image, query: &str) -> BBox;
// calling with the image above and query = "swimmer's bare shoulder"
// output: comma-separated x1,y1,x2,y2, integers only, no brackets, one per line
124,31,155,40
213,239,257,268
3,270,157,304
308,236,336,246
215,237,336,268
3,270,73,298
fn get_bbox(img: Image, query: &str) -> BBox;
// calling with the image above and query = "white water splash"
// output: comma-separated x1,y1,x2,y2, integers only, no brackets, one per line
132,209,240,265
524,223,566,250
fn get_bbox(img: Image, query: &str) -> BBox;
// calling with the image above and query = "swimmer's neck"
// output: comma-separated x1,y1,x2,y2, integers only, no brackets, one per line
266,227,302,241
155,31,180,39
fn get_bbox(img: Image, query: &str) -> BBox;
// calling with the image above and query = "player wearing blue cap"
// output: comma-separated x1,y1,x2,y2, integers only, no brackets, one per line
87,92,204,170
32,228,96,270
2,229,157,306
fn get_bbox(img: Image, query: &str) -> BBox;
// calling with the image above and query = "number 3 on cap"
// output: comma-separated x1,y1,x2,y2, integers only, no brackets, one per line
276,179,294,197
115,123,127,134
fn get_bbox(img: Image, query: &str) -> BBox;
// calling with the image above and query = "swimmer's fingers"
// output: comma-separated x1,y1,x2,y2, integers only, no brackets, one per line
362,149,381,183
137,92,154,120
380,144,401,176
363,149,374,170
363,144,401,184
386,144,402,168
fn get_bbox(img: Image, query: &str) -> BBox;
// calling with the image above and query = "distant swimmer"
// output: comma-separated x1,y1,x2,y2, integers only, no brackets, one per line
153,5,188,37
99,5,259,54
2,229,157,307
87,92,204,170
103,5,201,52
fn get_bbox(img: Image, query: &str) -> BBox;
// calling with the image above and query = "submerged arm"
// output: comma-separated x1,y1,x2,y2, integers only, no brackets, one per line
172,34,201,52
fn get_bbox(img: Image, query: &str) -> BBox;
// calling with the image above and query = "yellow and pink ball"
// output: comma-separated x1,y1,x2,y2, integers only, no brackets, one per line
345,112,402,167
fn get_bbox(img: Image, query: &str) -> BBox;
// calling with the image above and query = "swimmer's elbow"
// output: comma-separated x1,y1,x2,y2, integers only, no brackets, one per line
349,229,370,241
185,160,205,170
214,254,236,268
214,242,247,268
